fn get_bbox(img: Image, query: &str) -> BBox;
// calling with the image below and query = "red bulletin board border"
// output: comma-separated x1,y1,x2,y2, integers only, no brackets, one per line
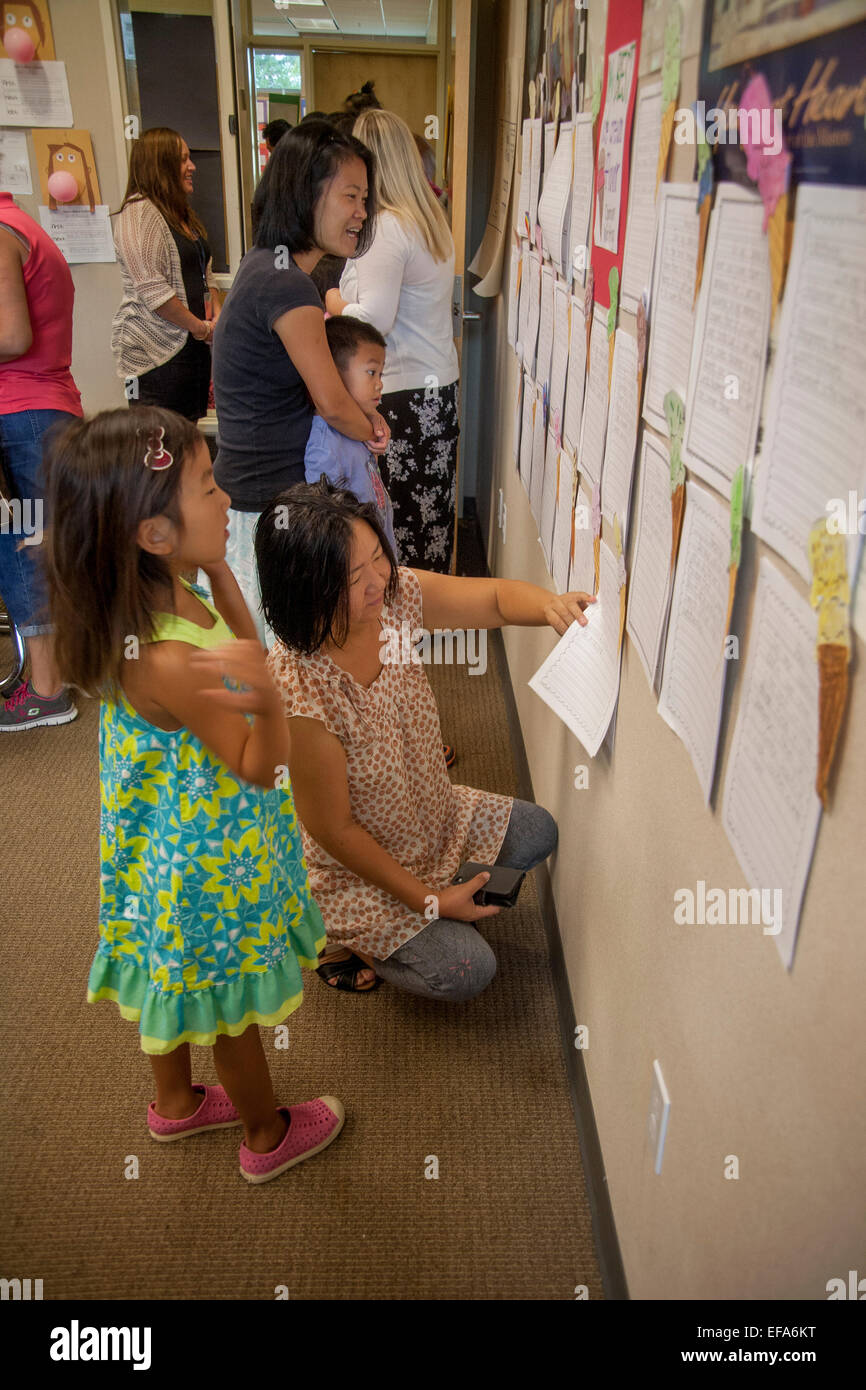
590,0,643,310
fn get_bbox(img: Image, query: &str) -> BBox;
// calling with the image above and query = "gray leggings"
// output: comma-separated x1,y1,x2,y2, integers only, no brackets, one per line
371,799,557,1002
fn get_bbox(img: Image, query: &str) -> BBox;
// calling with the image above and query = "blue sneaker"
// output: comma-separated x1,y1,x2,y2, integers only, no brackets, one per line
0,679,78,731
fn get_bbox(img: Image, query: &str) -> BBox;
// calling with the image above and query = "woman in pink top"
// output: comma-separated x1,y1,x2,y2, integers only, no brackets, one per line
0,191,81,730
257,479,595,997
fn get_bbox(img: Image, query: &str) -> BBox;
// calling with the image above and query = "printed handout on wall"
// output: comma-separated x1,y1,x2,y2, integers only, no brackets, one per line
594,40,637,256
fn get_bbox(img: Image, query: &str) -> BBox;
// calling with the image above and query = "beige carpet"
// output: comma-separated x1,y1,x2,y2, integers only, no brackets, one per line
0,632,603,1301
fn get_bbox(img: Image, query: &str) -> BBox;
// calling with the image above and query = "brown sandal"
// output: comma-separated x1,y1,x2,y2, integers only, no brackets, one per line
316,949,381,993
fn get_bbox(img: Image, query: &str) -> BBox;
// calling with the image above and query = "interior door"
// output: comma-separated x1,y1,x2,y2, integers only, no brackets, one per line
448,0,502,566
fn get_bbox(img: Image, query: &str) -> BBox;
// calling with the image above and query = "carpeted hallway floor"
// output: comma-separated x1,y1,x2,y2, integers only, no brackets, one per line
0,546,604,1301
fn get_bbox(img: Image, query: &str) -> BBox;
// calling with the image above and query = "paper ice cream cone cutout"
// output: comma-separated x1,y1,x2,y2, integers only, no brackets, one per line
815,644,848,809
593,535,601,592
768,192,790,329
656,100,676,196
724,565,738,646
809,518,851,809
694,195,712,306
670,482,685,573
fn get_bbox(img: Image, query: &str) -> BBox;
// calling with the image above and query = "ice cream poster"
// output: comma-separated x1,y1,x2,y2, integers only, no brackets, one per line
594,40,637,256
32,129,101,211
0,1,55,61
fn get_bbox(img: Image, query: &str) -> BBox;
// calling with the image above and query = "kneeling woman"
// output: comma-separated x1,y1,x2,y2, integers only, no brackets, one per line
257,481,594,999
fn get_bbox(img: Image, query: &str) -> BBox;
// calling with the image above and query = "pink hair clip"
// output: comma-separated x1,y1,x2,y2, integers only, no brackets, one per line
143,427,173,470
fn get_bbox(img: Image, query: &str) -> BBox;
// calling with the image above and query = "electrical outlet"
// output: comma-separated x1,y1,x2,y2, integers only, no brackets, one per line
648,1060,670,1175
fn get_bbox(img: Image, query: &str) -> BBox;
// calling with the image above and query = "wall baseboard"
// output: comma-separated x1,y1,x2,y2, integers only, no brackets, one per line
489,626,630,1301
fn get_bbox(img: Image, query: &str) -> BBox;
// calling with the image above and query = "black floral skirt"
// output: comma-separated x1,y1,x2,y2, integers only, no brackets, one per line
377,380,459,573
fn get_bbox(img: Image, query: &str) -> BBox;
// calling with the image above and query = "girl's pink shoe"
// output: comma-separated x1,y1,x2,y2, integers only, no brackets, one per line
148,1083,242,1141
239,1096,345,1184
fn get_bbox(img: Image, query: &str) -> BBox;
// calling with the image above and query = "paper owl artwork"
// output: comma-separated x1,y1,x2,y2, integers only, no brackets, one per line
0,1,56,61
33,130,101,212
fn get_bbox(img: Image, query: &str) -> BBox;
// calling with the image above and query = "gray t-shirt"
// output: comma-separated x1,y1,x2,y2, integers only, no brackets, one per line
212,247,322,510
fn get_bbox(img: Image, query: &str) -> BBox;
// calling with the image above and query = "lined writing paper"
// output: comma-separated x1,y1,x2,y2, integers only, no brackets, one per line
563,295,587,458
522,247,542,375
538,122,574,276
552,450,577,594
568,115,595,287
657,480,732,804
571,483,595,594
518,373,535,494
538,431,560,572
529,383,547,524
751,184,866,583
601,328,640,542
621,81,662,313
529,540,622,757
643,183,700,435
549,278,571,444
577,304,611,491
721,558,823,971
626,434,675,693
535,263,556,391
684,185,771,499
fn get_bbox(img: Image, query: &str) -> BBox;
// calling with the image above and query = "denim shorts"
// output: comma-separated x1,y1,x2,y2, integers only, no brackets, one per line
0,408,77,636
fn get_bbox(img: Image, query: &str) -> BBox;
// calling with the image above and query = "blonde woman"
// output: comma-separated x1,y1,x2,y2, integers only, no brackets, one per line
326,108,459,572
112,128,219,423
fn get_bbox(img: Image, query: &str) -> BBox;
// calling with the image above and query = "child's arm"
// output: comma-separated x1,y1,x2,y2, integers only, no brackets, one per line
289,716,500,924
199,560,261,644
148,640,288,789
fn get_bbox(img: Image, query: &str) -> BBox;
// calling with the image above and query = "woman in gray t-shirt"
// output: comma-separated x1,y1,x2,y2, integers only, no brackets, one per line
212,121,391,644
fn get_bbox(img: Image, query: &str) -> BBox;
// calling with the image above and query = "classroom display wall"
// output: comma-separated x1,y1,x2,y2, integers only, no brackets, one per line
480,0,865,1299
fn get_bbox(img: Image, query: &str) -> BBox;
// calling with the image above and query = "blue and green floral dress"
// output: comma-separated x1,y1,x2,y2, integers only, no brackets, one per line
87,582,325,1055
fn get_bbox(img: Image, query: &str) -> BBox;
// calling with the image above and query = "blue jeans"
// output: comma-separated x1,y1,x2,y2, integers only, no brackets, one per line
371,799,558,1001
0,408,76,636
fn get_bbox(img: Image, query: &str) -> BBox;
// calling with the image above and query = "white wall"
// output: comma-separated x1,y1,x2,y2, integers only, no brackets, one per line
482,0,866,1299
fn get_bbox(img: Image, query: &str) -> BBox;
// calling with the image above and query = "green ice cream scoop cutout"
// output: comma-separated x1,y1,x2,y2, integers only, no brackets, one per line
663,390,685,490
607,267,619,339
729,464,744,570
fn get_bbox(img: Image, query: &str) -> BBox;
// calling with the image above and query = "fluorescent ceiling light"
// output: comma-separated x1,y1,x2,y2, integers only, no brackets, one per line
291,17,338,28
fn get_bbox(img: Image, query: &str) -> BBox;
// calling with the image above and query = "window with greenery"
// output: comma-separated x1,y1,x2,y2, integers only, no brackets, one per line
253,50,302,92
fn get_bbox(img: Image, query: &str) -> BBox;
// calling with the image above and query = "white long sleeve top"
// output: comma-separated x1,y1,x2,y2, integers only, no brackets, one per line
339,211,459,395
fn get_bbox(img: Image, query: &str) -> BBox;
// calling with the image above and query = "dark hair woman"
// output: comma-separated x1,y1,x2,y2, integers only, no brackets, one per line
112,128,219,424
256,479,594,996
211,120,391,644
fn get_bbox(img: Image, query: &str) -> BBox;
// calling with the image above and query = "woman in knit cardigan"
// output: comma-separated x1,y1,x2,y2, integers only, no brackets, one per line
111,128,219,423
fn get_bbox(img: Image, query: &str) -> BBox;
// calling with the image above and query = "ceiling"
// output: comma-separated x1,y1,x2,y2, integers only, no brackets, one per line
252,0,438,40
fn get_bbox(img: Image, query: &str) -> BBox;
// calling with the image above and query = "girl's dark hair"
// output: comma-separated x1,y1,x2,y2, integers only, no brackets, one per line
252,119,376,256
255,477,398,654
325,315,386,371
325,111,357,137
344,80,381,119
42,407,200,698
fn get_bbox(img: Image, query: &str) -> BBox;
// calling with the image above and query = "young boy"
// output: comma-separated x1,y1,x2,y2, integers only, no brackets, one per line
306,317,398,557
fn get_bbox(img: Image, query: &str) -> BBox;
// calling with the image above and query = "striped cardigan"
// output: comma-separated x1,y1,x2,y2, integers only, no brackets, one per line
111,197,217,377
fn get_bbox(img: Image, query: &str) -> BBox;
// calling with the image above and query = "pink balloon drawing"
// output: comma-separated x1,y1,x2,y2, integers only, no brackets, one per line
46,171,80,204
3,26,36,62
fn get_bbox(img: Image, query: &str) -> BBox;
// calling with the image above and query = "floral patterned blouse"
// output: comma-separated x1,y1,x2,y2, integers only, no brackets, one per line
267,567,513,960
